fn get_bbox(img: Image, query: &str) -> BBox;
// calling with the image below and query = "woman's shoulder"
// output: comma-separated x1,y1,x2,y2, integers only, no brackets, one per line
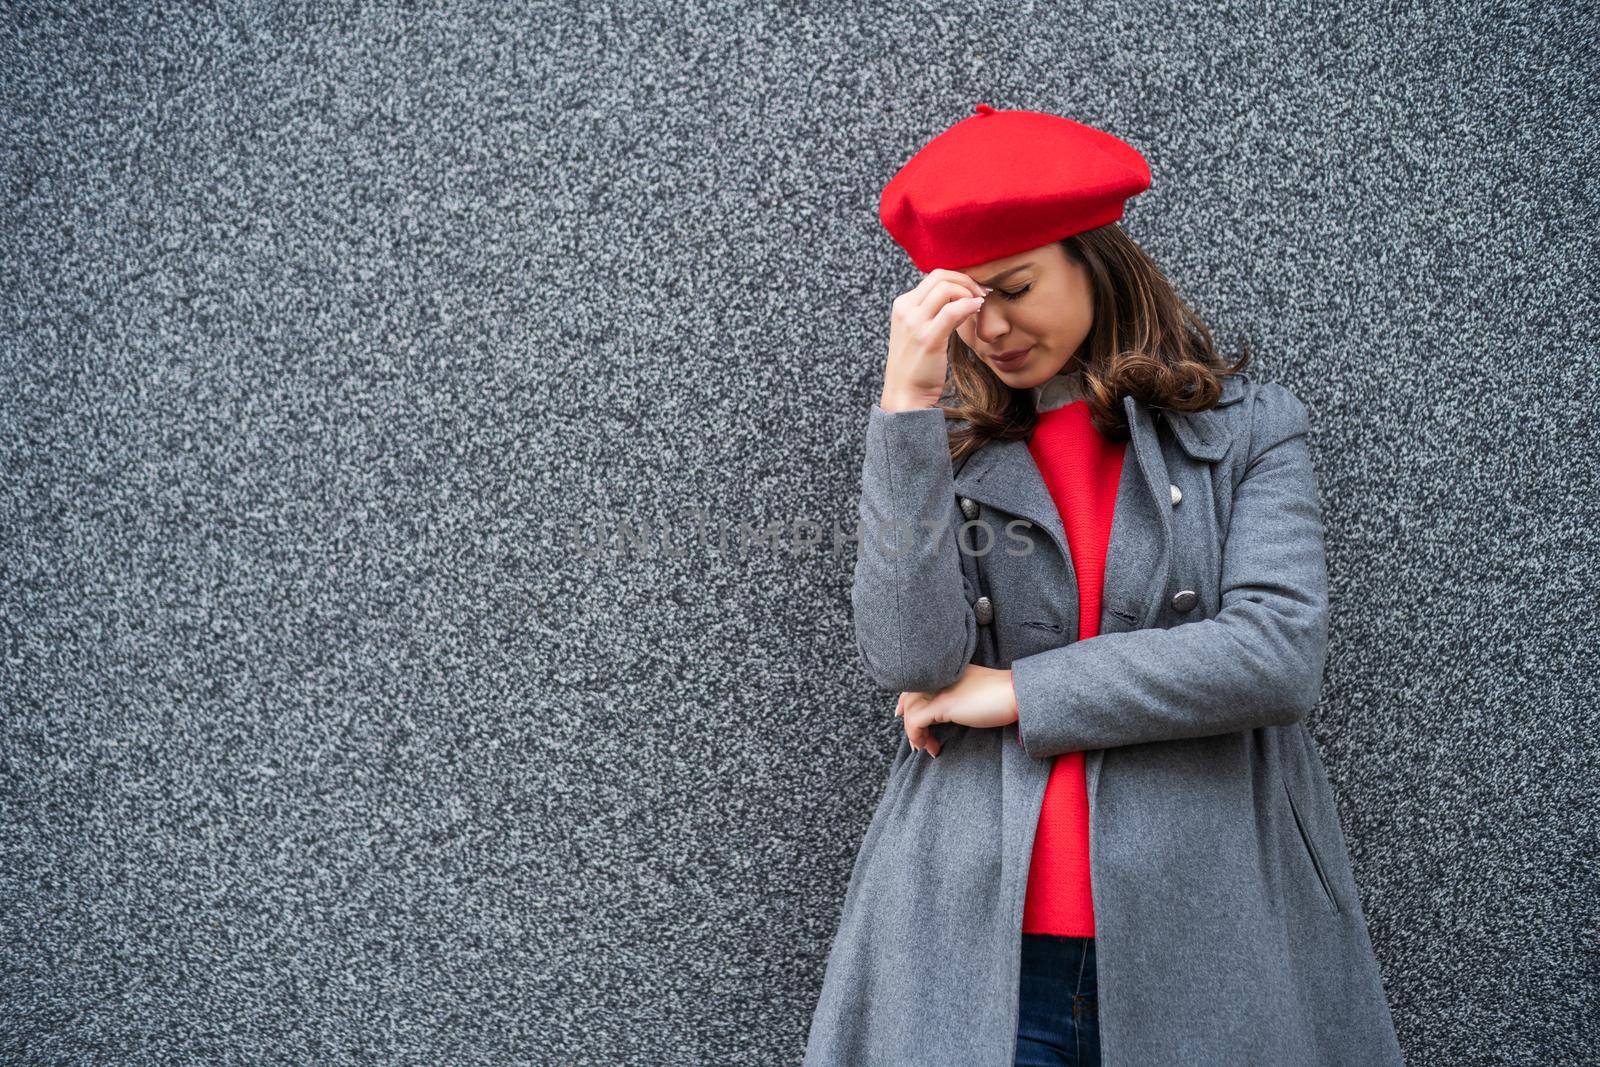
1161,371,1312,465
1240,376,1313,454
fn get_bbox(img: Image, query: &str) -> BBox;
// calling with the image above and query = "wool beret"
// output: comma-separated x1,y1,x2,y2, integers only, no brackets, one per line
878,102,1152,273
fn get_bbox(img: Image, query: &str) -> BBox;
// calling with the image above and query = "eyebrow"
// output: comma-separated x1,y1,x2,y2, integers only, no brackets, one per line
975,264,1032,287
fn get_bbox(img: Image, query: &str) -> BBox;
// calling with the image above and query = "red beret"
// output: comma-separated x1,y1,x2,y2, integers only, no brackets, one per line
878,102,1152,273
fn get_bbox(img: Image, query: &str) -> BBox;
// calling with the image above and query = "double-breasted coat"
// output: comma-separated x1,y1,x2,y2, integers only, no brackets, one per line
804,372,1405,1066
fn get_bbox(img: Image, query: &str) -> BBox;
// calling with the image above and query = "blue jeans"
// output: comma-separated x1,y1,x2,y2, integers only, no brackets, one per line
1014,934,1101,1066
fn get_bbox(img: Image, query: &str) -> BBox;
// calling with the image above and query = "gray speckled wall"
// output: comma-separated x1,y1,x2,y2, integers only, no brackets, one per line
3,2,1594,1064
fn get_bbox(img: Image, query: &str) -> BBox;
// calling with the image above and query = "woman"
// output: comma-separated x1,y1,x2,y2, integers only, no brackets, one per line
803,104,1405,1066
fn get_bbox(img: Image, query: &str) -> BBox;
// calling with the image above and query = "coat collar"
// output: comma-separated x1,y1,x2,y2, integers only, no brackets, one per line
951,375,1248,637
1030,369,1086,413
1157,373,1248,461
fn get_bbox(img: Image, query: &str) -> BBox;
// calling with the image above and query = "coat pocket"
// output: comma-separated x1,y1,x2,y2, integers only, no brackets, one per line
1282,775,1340,914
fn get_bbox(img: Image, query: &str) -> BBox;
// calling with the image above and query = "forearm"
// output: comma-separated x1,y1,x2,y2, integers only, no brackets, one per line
1011,599,1327,756
851,403,977,693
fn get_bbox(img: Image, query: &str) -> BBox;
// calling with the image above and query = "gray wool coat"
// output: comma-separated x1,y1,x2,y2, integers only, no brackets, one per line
804,372,1405,1066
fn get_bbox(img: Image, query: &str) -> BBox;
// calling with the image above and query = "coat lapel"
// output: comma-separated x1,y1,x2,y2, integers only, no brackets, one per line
1105,394,1176,631
951,436,1077,587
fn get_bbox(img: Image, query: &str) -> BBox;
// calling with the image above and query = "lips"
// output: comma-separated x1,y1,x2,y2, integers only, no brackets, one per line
989,345,1032,367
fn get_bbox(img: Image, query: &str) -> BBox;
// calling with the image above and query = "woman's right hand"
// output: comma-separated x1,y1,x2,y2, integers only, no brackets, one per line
879,270,991,412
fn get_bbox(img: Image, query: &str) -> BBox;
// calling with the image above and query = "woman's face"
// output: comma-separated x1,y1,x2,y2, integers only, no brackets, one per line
953,241,1093,387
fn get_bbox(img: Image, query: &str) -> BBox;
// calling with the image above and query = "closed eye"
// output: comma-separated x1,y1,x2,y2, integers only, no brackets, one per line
998,284,1032,300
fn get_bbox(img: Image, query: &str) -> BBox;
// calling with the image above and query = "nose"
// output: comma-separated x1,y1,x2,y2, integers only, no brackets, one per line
971,302,1007,343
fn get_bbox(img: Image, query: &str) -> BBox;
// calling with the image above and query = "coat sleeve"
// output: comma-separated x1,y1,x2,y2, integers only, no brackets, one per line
850,403,979,694
1011,383,1331,757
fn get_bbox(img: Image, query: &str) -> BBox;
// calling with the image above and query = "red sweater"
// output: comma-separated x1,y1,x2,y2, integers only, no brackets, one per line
1018,397,1127,937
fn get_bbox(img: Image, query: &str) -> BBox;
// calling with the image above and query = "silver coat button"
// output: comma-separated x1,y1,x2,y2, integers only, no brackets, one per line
959,496,979,520
1170,484,1183,506
974,596,994,625
1171,590,1198,612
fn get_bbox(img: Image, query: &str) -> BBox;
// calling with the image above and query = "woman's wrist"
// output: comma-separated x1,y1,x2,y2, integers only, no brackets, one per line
878,387,942,412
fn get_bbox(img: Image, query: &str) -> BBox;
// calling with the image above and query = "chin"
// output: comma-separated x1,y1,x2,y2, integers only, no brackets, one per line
990,360,1042,383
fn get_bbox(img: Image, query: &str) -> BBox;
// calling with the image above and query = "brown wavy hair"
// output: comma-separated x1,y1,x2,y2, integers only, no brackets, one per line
941,223,1251,466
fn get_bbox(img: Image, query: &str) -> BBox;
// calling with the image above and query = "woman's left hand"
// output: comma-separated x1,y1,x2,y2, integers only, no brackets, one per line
896,664,1019,757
